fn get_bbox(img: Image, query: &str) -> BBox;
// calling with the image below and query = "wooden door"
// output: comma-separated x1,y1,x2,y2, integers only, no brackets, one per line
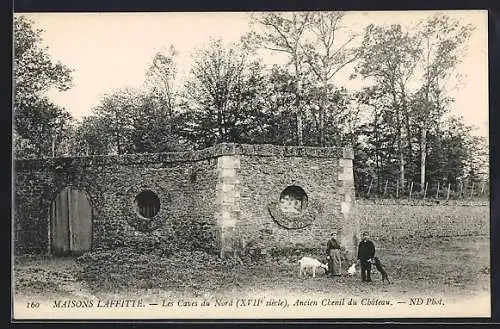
50,187,92,255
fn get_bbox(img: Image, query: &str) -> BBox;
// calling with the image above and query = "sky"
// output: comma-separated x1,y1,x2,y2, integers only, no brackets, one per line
17,10,488,137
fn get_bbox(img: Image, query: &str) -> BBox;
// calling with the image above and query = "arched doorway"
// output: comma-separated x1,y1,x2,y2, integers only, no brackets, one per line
50,187,92,256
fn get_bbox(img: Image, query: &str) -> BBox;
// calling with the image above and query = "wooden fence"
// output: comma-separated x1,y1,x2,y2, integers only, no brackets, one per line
355,179,489,201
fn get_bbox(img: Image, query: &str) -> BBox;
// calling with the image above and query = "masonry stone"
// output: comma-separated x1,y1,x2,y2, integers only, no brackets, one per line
14,143,357,257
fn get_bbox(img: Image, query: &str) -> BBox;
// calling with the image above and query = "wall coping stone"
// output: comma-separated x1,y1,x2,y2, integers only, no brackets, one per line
15,143,342,171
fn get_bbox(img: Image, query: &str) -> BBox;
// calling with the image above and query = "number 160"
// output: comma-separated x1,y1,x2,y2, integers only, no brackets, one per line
26,302,39,308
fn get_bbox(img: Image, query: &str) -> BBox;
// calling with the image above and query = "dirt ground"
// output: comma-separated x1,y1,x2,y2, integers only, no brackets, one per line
13,236,490,303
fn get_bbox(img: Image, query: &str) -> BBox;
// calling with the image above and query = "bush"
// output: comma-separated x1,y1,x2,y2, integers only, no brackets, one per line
76,247,241,293
172,220,218,254
96,218,219,256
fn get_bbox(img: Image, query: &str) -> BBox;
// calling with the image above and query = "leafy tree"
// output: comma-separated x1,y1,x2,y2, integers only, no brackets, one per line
234,61,277,144
256,65,302,145
355,24,422,189
77,88,184,155
76,46,184,155
258,64,356,148
426,116,473,186
181,39,268,148
87,88,138,154
15,98,74,158
130,92,186,153
14,16,74,158
71,115,114,156
351,86,399,194
413,15,475,190
130,47,184,153
468,135,489,184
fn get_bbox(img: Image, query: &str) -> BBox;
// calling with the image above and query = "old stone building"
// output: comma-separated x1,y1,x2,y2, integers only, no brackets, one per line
14,143,357,258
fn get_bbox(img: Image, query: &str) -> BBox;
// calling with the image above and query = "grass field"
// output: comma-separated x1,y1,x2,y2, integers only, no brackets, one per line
14,235,490,303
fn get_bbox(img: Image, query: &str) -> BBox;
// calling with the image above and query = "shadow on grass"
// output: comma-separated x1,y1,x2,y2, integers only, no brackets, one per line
14,236,490,299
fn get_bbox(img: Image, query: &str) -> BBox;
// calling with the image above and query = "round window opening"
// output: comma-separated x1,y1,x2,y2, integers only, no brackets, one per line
135,190,160,219
279,185,308,214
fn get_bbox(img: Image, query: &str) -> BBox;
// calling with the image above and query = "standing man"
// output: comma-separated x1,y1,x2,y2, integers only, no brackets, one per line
326,231,342,277
357,231,375,282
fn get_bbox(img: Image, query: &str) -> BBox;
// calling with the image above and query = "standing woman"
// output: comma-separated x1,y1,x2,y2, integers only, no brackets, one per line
326,231,342,277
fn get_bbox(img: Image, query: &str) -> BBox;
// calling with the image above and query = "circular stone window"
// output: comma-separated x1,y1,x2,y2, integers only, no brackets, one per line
279,185,308,214
268,184,320,229
135,190,160,219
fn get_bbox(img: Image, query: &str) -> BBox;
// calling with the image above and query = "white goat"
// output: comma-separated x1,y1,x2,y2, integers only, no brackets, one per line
298,256,328,278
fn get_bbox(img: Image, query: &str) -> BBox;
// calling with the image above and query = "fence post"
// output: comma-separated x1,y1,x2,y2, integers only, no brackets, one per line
423,182,428,201
436,181,440,199
367,178,373,197
470,182,475,199
396,180,399,199
460,182,463,198
447,183,451,201
409,181,414,201
481,181,485,195
384,180,388,197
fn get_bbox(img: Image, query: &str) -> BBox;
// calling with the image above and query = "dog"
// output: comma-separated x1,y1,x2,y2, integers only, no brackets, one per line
298,256,328,278
347,262,357,276
369,256,390,284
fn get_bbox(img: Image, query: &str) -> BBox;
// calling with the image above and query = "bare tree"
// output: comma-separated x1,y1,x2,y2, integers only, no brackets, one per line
250,12,312,146
303,12,359,146
145,45,178,118
415,15,475,191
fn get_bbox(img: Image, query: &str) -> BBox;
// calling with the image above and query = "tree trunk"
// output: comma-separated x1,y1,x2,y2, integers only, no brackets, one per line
401,88,412,182
405,112,412,176
296,104,303,146
319,105,324,146
52,134,57,157
116,130,121,154
420,126,427,192
393,92,405,188
295,62,303,146
319,79,327,146
420,37,432,192
399,145,405,188
296,80,303,146
217,106,224,143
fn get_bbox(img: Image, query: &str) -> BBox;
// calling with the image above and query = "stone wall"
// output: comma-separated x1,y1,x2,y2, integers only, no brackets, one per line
216,144,356,258
14,143,353,256
14,143,487,257
238,156,338,247
14,148,223,255
237,156,340,249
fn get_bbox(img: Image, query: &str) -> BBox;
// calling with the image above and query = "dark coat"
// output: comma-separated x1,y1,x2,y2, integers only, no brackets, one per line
326,238,341,252
357,239,375,260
